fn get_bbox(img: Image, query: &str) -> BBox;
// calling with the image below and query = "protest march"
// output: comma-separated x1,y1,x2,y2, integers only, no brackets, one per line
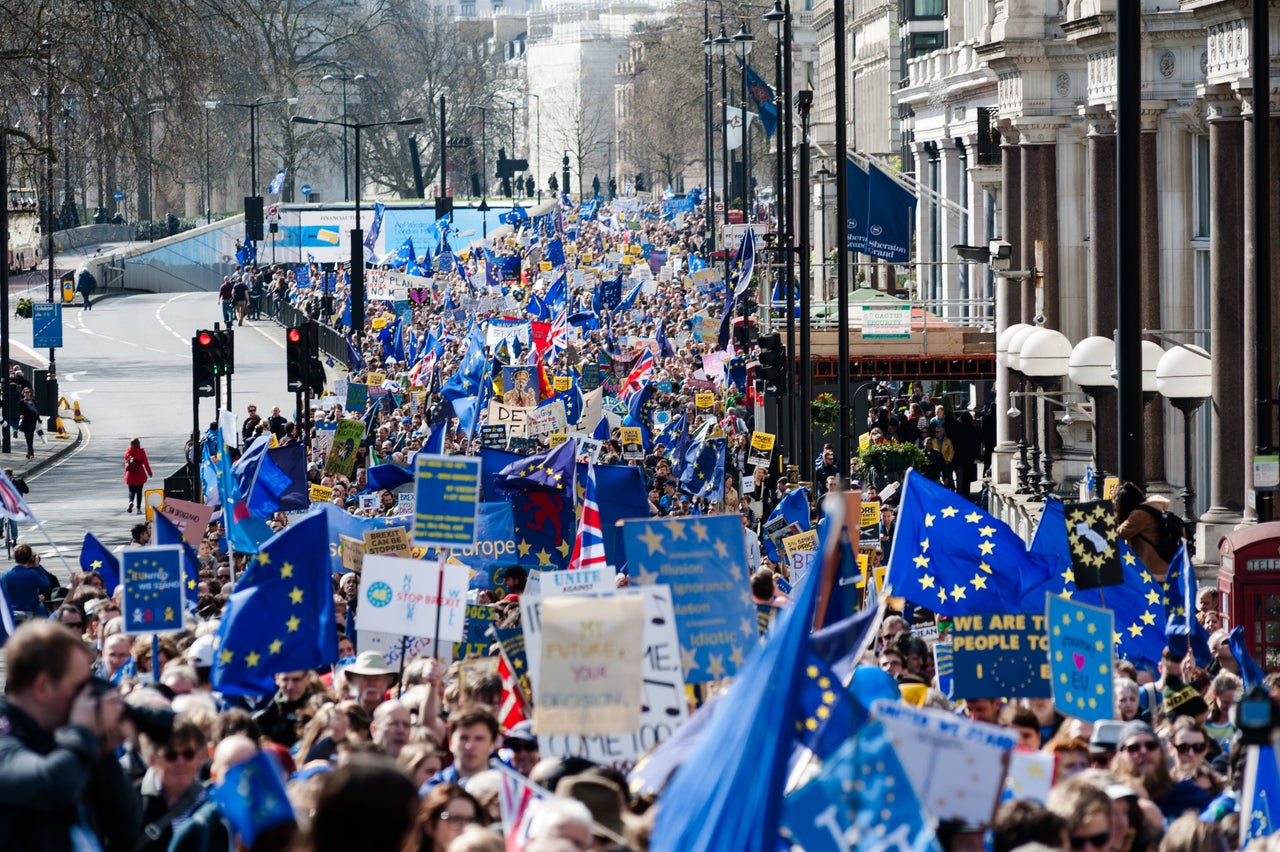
0,191,1273,852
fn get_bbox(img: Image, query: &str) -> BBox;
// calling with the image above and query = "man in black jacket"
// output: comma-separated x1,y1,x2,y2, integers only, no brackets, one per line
0,620,141,851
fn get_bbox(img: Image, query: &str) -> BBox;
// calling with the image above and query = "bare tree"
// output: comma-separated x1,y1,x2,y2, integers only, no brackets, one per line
550,82,608,201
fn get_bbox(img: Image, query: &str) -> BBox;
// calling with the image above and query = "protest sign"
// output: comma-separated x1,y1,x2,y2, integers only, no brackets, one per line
357,554,469,642
480,425,508,449
309,484,333,504
1064,500,1123,590
324,420,365,478
525,399,567,438
622,516,752,684
455,604,499,659
781,529,818,587
1002,750,1055,806
122,546,186,633
871,699,1018,825
620,427,644,461
1047,594,1114,723
747,432,775,469
314,422,336,457
412,455,481,549
572,436,603,464
548,433,569,449
934,641,955,699
554,376,573,393
366,371,386,387
694,392,715,410
522,586,687,771
358,632,454,669
535,595,645,735
951,612,1051,699
340,534,364,572
346,383,368,413
756,603,779,635
580,363,602,391
487,402,529,436
542,565,615,596
364,526,411,558
158,498,214,546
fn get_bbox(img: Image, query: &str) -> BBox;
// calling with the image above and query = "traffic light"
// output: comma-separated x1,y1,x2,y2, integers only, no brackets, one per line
286,325,308,392
245,195,264,242
757,332,785,388
211,328,234,375
193,330,217,397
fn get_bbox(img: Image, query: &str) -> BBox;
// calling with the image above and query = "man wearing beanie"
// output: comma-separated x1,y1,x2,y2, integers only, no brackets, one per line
1162,676,1209,724
1111,720,1215,820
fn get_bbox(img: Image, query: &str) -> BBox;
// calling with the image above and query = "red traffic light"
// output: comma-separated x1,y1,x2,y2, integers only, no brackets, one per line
197,331,213,346
288,328,303,343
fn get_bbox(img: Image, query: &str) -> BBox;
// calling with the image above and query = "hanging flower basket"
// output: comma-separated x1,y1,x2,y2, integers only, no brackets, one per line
812,392,840,425
14,299,32,319
858,440,928,474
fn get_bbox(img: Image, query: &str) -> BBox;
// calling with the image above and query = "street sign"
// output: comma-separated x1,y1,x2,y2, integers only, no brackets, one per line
446,136,473,148
266,204,280,223
32,303,62,349
301,184,312,196
113,190,125,202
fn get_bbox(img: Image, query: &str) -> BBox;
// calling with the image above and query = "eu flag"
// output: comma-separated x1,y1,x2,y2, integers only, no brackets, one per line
1242,744,1280,844
79,533,121,594
1230,625,1268,691
235,436,308,517
212,750,295,845
211,511,338,695
679,436,725,502
763,486,811,562
885,471,1056,616
494,441,576,494
365,463,414,493
1163,544,1212,666
441,326,489,402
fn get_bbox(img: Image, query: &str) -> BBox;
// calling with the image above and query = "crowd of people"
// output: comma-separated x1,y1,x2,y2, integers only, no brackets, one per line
0,193,1272,851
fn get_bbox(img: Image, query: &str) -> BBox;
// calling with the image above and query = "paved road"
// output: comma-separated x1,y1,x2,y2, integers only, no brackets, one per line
9,291,303,580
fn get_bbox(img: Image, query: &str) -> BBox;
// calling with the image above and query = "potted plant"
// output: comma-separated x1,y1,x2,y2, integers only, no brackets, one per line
857,440,928,474
15,299,32,319
812,392,839,425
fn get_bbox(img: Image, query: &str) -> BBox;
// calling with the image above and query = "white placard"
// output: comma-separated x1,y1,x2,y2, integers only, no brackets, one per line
541,566,616,597
357,554,469,642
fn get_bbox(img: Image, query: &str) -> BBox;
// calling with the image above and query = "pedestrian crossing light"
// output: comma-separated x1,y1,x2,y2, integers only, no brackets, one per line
193,330,217,397
286,325,308,392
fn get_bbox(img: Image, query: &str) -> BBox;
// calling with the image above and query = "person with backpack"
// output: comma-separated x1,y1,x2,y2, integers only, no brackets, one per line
123,437,152,514
1114,480,1182,582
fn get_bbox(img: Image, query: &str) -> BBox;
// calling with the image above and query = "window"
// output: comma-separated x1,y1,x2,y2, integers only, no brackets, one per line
909,32,945,57
1192,133,1210,239
909,0,944,18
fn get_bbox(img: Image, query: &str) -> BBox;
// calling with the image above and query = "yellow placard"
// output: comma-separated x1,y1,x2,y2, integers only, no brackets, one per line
553,376,573,392
860,502,881,528
340,534,365,572
548,433,569,448
371,317,387,330
750,432,775,453
620,256,633,266
580,253,593,264
629,244,643,255
1103,476,1120,500
366,371,386,387
859,432,871,450
620,427,644,460
566,243,578,254
782,529,818,560
695,392,715,410
143,489,165,522
539,261,553,271
310,484,333,503
364,526,411,557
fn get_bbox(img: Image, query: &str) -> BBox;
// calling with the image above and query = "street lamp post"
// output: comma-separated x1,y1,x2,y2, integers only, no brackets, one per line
1,127,12,453
465,105,490,200
220,96,299,197
732,20,754,221
322,73,366,202
146,107,163,239
599,140,614,198
796,90,813,473
291,114,423,340
714,25,732,281
763,0,792,460
528,93,541,201
1019,328,1072,499
1069,335,1117,496
1157,344,1212,537
203,100,216,223
701,29,717,264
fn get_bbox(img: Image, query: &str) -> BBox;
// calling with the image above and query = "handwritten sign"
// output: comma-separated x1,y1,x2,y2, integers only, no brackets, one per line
487,402,529,436
525,399,567,438
782,529,819,587
325,419,365,477
535,594,644,734
359,631,454,669
1047,595,1114,723
357,554,469,641
412,455,481,549
158,498,214,546
951,612,1051,699
122,546,186,633
747,431,775,469
340,534,365,572
522,586,687,771
364,526,411,558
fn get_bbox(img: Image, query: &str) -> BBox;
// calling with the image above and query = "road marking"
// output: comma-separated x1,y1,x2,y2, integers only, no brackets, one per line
156,293,200,342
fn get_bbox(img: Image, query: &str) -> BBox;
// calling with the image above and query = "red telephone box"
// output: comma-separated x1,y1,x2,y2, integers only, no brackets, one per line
1217,522,1280,669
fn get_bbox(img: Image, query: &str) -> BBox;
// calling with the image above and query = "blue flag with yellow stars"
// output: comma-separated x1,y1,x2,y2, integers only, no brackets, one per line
212,750,295,845
153,513,200,611
211,511,337,696
1163,543,1212,667
793,651,854,760
79,533,120,594
494,440,576,494
441,325,488,402
1242,744,1280,845
679,436,725,502
489,623,532,701
884,471,1056,616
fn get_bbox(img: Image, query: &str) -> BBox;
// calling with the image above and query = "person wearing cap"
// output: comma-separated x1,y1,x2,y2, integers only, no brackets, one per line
503,368,537,407
252,671,314,748
343,651,397,716
1111,719,1214,820
504,720,540,777
1087,720,1123,769
500,565,528,596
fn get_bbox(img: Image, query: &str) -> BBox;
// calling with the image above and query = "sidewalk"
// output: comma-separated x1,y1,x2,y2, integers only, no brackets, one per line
1,414,83,483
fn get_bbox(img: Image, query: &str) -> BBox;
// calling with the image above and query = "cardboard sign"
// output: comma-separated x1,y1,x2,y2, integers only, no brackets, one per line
158,498,214,546
747,432,775,469
487,402,530,436
782,530,819,588
340,534,365,572
310,484,333,503
357,554,469,641
620,427,644,460
951,612,1052,699
535,594,645,735
122,546,187,634
324,419,365,477
412,455,481,550
694,392,715,410
364,526,411,558
1047,595,1114,723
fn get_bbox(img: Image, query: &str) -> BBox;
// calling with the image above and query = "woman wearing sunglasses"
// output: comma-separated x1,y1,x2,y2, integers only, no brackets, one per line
1167,717,1220,780
136,715,210,852
1111,720,1216,821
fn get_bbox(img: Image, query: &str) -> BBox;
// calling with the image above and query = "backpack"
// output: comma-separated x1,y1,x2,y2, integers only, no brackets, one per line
1135,504,1186,562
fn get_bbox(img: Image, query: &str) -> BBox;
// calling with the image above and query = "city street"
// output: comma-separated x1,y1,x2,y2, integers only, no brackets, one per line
7,290,302,578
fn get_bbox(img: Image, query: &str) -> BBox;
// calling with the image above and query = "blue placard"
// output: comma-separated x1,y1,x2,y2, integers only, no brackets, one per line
122,546,186,633
346,382,368,412
622,515,754,684
457,502,517,588
455,603,499,658
32,303,62,349
413,454,481,549
113,190,125,201
301,184,312,196
1047,594,1115,723
950,612,1051,699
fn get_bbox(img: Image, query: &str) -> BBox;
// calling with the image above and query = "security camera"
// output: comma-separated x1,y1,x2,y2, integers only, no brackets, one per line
988,240,1014,272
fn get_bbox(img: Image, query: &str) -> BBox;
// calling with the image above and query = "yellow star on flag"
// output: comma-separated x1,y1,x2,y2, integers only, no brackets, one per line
517,540,532,558
964,512,981,523
280,563,294,579
268,639,283,655
690,521,710,542
219,649,234,665
637,526,665,555
913,554,929,570
970,574,988,590
924,513,936,528
536,549,553,566
705,653,727,680
245,651,261,668
668,521,688,541
940,506,959,518
286,616,301,632
978,540,995,556
256,552,271,566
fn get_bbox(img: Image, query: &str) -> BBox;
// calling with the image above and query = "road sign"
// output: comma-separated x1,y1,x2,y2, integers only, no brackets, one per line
266,203,280,223
113,190,125,202
301,184,312,196
446,136,473,148
32,303,62,349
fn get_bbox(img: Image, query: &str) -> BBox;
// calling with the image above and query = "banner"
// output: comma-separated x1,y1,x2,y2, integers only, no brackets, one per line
747,432,775,469
487,402,530,437
1047,594,1114,723
525,399,567,438
357,554,468,642
535,594,644,735
324,420,365,477
412,455,481,549
158,498,214,546
864,164,918,264
542,565,616,596
486,317,533,350
951,612,1051,699
860,304,911,340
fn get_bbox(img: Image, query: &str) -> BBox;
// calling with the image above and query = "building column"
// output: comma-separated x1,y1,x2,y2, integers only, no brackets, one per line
1017,120,1064,328
1201,95,1246,531
913,141,935,303
938,138,965,319
994,128,1022,486
1140,104,1167,484
1086,112,1118,479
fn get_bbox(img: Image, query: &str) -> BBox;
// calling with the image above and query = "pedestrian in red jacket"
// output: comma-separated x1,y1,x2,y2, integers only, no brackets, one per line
124,437,152,514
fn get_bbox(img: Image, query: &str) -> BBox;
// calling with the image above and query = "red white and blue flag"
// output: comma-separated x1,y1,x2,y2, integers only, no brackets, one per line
0,470,36,523
568,463,608,575
618,350,654,403
496,763,545,852
547,307,569,363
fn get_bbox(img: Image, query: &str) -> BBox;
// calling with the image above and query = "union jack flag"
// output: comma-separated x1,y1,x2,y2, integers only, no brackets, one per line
568,464,607,574
496,763,544,852
547,307,568,363
618,350,654,403
497,653,528,732
0,470,36,522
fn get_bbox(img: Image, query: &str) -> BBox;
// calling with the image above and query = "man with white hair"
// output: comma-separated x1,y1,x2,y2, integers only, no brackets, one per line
525,796,593,850
370,700,412,759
